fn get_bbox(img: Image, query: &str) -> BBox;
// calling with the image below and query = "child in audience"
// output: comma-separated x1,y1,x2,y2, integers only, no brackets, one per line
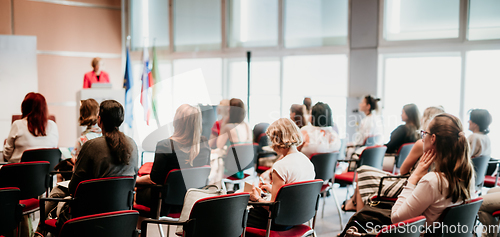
300,102,341,157
468,109,492,158
385,104,420,153
247,118,315,230
35,100,138,236
3,92,58,163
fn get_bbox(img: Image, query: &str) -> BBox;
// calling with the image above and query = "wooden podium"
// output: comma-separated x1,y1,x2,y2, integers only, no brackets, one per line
76,88,125,136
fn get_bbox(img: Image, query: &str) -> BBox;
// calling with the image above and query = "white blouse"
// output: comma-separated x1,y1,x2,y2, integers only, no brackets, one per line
300,125,341,158
3,118,59,163
468,132,491,158
354,114,384,146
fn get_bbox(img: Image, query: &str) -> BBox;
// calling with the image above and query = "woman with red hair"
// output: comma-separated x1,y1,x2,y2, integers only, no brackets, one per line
3,92,59,163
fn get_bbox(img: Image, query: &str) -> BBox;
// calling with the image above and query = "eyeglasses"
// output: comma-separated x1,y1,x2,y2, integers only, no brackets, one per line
420,130,431,139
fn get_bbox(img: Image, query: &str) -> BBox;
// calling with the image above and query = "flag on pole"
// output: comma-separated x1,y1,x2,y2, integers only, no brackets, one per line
140,47,152,125
123,46,134,129
151,44,162,127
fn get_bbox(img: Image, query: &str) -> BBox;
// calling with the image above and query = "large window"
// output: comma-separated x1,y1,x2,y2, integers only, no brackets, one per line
464,50,500,157
284,0,348,48
174,0,221,51
468,0,500,41
130,0,170,49
282,55,348,137
381,55,462,142
383,0,460,41
228,0,278,48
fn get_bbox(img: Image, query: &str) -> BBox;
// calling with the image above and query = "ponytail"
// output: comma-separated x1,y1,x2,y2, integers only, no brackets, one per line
99,100,132,165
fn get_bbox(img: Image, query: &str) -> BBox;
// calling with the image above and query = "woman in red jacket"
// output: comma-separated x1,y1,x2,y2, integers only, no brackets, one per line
83,57,110,88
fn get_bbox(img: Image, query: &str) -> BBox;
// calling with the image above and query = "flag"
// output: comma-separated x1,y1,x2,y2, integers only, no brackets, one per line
140,47,152,125
151,44,163,127
123,46,134,129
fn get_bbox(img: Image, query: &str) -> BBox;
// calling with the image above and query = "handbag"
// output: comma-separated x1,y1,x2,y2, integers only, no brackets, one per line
340,200,395,237
176,185,226,235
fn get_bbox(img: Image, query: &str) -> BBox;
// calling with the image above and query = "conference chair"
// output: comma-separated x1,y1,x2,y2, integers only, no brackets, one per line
471,155,490,194
245,180,323,237
310,152,343,228
436,197,483,237
0,161,50,216
133,166,211,237
392,143,414,174
0,187,23,237
491,210,500,236
58,210,139,237
335,145,387,199
222,143,258,191
141,193,250,237
39,176,136,234
20,148,63,192
484,159,500,188
376,216,426,237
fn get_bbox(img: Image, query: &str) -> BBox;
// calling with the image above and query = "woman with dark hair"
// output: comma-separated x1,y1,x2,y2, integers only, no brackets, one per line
3,92,58,163
341,113,474,236
289,104,307,129
299,102,341,158
216,98,252,149
35,100,138,236
353,95,384,146
384,104,420,153
468,109,492,158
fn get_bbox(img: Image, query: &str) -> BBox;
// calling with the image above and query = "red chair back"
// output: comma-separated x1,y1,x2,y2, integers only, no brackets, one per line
437,197,483,237
395,143,414,169
21,148,62,172
0,161,50,200
58,210,139,237
273,180,323,226
376,216,426,237
359,146,388,170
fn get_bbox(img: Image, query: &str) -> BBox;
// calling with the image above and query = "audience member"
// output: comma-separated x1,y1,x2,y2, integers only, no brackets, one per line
209,99,229,148
385,104,420,153
303,97,312,124
342,106,444,212
247,118,315,230
135,104,210,215
468,109,492,158
35,100,138,234
300,102,341,157
3,92,58,163
353,95,383,146
290,104,307,129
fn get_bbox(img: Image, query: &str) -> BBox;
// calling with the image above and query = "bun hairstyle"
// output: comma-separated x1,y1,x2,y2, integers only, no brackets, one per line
429,113,473,203
79,99,99,128
303,97,312,113
311,102,334,127
364,95,381,113
266,118,303,150
99,100,132,165
21,92,48,137
469,109,492,134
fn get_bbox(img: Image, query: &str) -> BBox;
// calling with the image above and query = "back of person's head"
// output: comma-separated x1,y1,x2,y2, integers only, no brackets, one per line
266,118,303,151
290,104,306,128
172,104,202,166
364,95,380,113
311,102,333,127
228,98,245,123
21,92,48,137
428,113,473,203
469,109,492,134
421,106,445,130
79,99,99,127
217,99,230,117
303,97,312,114
403,104,420,140
99,100,132,165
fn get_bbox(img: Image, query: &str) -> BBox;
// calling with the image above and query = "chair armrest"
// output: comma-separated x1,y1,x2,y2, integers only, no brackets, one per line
248,201,274,207
0,162,7,165
377,175,410,199
135,183,164,189
141,218,190,236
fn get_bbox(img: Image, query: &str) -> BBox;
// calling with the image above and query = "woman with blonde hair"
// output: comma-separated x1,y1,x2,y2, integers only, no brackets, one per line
135,104,210,214
247,118,315,230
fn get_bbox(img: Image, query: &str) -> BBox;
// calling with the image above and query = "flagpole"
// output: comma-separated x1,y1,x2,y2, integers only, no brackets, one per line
152,38,161,128
246,51,251,121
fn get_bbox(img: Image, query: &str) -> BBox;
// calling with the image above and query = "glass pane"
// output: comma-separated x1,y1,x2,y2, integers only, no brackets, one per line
173,58,222,104
249,95,281,127
464,50,500,157
130,0,169,49
174,0,221,51
382,55,461,143
383,0,460,41
228,0,278,48
284,0,348,48
468,0,500,40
